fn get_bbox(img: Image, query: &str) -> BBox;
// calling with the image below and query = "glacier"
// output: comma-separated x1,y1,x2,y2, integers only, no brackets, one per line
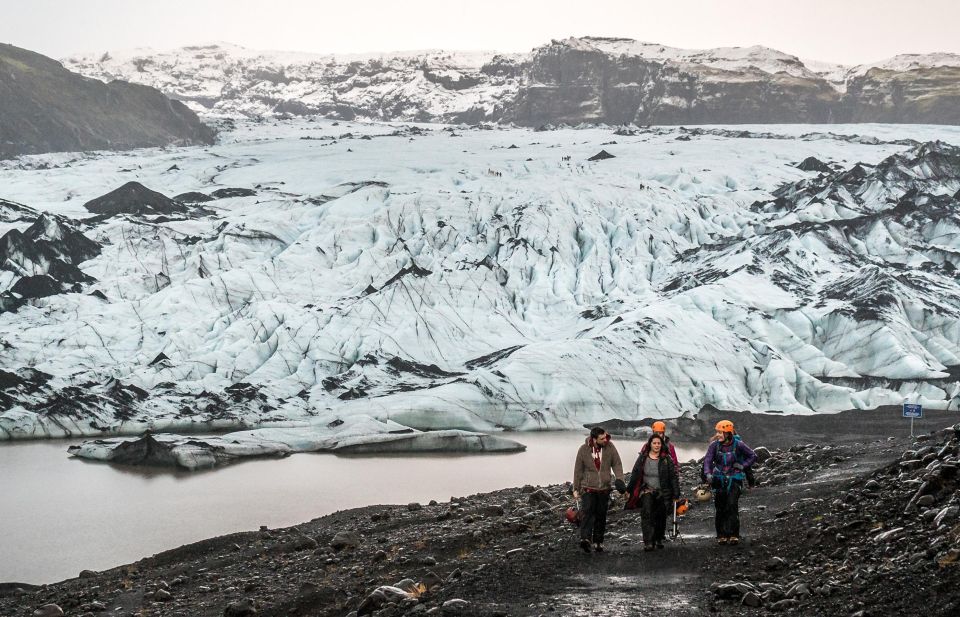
1,119,960,456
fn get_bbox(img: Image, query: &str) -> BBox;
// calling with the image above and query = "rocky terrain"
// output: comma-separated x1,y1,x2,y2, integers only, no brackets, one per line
0,43,214,158
63,37,960,125
2,409,958,616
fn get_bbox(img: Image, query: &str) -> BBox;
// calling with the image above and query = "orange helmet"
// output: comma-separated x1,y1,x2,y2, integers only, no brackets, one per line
652,421,666,433
715,420,735,433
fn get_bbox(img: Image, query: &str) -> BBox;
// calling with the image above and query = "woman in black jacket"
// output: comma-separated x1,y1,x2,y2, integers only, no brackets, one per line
626,434,680,550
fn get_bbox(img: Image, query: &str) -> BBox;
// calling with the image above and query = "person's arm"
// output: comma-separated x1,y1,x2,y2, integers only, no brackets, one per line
573,448,584,496
703,441,717,479
625,454,643,495
737,441,757,469
612,445,624,481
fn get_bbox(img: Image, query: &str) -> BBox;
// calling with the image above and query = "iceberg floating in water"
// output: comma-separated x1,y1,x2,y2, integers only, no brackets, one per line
67,415,525,470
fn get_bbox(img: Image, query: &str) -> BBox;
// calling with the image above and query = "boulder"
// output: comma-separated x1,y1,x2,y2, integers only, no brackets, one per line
223,598,258,617
357,586,411,615
331,530,361,551
528,489,553,505
441,599,470,614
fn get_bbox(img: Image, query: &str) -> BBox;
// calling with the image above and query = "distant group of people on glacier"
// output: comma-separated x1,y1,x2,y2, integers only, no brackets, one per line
571,419,756,552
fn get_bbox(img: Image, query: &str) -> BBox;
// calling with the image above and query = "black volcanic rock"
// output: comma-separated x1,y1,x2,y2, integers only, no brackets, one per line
0,43,215,158
24,214,101,265
0,228,93,283
211,187,257,199
796,156,833,173
587,150,615,161
83,182,186,217
10,274,65,299
772,141,960,212
0,206,101,313
173,191,214,203
0,198,38,222
0,214,98,313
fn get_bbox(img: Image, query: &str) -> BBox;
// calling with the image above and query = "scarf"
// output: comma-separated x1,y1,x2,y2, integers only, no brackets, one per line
590,438,603,470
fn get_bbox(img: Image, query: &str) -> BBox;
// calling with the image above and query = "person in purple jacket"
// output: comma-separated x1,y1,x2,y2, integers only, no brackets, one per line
703,420,756,545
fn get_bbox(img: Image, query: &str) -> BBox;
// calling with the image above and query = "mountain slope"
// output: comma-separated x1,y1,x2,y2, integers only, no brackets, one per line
0,43,215,158
63,38,960,125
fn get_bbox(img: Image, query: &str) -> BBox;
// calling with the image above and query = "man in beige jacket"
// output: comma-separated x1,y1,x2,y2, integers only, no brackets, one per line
573,426,626,552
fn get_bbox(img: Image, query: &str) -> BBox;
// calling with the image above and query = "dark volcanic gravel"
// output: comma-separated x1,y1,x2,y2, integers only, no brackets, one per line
2,409,959,617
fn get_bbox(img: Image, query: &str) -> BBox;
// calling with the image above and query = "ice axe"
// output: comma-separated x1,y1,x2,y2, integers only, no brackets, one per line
669,498,689,543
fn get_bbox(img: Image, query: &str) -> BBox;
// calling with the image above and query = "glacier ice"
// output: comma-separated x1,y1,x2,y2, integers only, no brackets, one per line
1,121,960,447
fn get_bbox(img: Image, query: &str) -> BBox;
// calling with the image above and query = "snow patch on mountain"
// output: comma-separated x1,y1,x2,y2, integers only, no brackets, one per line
64,43,523,121
574,37,820,79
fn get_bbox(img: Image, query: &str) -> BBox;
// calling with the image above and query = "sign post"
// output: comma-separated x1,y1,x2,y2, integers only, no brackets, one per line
903,403,923,438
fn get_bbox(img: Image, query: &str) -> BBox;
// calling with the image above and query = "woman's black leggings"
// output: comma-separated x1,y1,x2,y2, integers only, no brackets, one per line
713,479,743,538
639,492,668,545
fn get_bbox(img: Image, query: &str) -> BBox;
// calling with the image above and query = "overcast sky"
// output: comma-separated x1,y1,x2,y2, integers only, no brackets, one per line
3,0,958,65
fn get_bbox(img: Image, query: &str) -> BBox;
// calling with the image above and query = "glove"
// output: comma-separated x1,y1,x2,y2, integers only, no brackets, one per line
614,478,627,493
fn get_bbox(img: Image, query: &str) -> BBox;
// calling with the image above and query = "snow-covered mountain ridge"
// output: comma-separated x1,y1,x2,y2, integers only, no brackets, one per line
1,121,960,443
63,37,960,125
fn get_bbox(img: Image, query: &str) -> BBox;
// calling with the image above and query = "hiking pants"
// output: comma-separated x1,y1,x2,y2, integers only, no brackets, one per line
639,491,667,545
579,490,611,543
713,479,743,538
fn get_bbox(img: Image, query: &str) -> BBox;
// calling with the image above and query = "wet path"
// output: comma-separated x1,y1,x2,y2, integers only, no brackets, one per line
524,446,887,616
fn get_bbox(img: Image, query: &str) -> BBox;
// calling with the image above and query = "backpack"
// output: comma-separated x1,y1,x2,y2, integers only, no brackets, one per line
712,435,747,481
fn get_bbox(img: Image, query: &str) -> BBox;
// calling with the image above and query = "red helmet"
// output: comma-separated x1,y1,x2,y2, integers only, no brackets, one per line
565,506,580,525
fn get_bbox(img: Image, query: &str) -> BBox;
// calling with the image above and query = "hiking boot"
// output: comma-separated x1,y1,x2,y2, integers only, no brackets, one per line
655,541,664,549
728,536,740,545
643,543,655,552
594,543,604,553
580,539,592,553
717,537,728,545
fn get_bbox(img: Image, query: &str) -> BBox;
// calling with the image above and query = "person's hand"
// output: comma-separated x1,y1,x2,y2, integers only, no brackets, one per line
573,490,580,501
733,463,744,471
614,478,626,493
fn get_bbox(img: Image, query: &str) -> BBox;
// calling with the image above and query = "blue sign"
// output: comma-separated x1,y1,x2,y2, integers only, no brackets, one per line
903,403,923,418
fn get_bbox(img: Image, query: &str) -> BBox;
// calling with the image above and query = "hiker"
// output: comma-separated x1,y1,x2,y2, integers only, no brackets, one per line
651,420,680,475
703,420,757,545
572,427,626,553
625,433,680,550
